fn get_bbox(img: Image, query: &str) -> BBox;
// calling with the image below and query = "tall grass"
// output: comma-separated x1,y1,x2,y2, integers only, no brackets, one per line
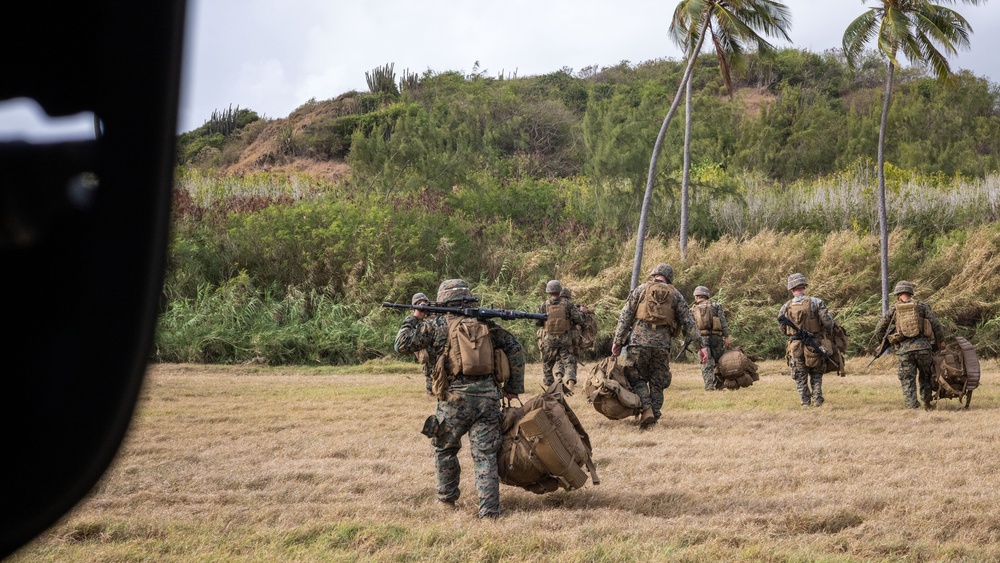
160,170,1000,365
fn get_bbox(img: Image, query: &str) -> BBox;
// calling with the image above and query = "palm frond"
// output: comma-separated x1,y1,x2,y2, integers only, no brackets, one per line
843,10,880,67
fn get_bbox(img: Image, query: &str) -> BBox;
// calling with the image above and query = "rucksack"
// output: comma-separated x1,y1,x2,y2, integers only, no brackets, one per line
431,315,498,400
578,306,598,350
498,385,600,494
714,348,759,389
446,316,493,377
827,323,849,377
932,336,980,408
583,356,641,420
636,282,676,332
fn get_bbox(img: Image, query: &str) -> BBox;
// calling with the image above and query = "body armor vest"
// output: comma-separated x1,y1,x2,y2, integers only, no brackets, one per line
545,300,570,336
785,297,822,335
693,301,723,336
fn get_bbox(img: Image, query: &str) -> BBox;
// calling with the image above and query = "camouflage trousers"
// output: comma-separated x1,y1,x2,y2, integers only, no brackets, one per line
421,364,433,395
623,345,672,421
432,391,503,517
898,349,934,409
789,357,824,406
542,339,578,386
701,336,725,390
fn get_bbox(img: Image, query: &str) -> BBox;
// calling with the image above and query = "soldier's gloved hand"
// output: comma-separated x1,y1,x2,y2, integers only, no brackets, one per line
402,316,420,329
724,337,731,348
698,347,709,364
611,342,622,357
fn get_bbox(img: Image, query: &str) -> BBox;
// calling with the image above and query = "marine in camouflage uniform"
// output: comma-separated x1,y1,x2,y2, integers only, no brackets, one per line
536,280,585,390
611,264,702,429
778,273,835,407
393,292,436,395
554,286,587,383
691,286,731,391
874,280,946,410
394,279,525,518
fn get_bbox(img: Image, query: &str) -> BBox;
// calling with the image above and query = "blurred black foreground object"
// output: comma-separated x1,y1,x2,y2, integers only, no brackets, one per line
0,1,186,556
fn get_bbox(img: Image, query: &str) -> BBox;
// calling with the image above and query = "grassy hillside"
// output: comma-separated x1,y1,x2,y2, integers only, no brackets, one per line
159,49,1000,365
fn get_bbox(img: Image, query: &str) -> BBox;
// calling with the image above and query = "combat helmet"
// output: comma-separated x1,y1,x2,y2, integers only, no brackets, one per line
436,279,473,304
787,273,808,291
560,287,572,299
892,280,915,296
648,263,674,283
693,285,710,298
545,280,563,294
411,292,429,306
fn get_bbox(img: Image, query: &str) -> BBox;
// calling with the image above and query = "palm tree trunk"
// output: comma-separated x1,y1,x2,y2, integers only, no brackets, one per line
680,76,693,260
877,59,894,315
630,7,712,289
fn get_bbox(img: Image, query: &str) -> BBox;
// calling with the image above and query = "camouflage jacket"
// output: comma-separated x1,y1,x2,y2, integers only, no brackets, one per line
612,281,699,350
394,313,525,395
393,315,437,371
692,300,730,348
874,300,945,355
777,294,834,336
536,296,585,347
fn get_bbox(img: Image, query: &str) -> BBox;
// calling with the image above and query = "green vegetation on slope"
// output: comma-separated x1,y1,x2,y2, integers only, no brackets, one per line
160,49,1000,365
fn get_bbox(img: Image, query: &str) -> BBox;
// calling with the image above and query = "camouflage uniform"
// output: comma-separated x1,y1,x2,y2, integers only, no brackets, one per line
778,274,835,406
692,289,730,391
537,287,585,387
554,287,583,381
394,315,437,394
393,292,436,394
611,266,700,425
874,281,945,409
394,280,525,518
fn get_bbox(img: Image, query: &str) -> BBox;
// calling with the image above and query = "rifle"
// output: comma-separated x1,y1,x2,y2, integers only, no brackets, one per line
674,337,693,361
777,314,835,368
867,327,895,367
382,301,547,322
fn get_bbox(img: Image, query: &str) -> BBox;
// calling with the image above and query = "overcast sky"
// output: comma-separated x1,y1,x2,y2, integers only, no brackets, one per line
3,0,999,140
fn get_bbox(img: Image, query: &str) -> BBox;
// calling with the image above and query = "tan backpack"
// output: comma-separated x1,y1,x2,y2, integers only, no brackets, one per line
715,348,759,389
446,316,494,377
636,282,676,331
578,306,598,350
583,356,641,420
932,336,980,407
431,316,497,400
498,385,600,494
827,323,849,376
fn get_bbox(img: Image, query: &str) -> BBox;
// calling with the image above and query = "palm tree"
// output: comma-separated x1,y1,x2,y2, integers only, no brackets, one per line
668,0,791,261
843,0,984,314
630,0,792,288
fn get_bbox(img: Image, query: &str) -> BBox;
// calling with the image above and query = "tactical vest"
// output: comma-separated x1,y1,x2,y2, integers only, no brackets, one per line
784,297,822,335
693,301,723,336
895,301,933,339
545,300,570,336
636,281,676,330
445,316,494,377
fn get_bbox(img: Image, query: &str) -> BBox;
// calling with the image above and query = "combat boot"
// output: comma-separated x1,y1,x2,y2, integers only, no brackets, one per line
924,401,936,411
639,407,656,429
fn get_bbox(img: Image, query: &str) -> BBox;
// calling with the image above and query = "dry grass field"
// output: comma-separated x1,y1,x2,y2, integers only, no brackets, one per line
11,357,1000,562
